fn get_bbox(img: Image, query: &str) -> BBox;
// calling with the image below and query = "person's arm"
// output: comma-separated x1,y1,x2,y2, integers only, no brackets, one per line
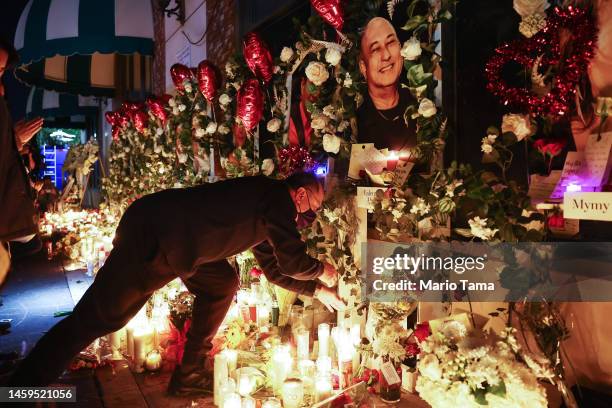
14,118,43,153
261,187,323,281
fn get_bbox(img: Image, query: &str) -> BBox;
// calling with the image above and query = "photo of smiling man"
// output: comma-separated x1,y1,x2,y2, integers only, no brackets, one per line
357,17,417,152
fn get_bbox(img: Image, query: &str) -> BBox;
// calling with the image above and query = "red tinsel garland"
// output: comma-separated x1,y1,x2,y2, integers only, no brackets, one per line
485,6,597,118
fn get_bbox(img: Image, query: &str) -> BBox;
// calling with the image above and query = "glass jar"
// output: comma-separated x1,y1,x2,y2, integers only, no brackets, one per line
379,357,402,403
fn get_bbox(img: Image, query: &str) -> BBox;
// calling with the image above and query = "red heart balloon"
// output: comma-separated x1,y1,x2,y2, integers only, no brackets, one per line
243,32,274,85
131,110,148,133
112,125,120,141
170,63,193,91
105,111,119,126
197,60,221,101
236,78,264,132
310,0,344,31
146,97,168,126
117,111,130,128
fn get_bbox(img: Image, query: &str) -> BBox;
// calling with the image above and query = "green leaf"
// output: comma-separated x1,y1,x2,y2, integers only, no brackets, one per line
454,228,473,238
501,132,518,146
472,388,488,405
489,380,507,398
407,64,433,87
482,150,500,164
402,15,426,32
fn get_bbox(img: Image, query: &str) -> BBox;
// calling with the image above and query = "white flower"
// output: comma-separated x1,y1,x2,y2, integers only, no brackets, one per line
261,158,275,176
419,354,442,381
205,122,218,134
325,47,342,67
310,114,327,130
513,0,549,18
440,321,468,341
225,62,237,79
501,113,534,141
344,72,353,88
178,104,187,112
410,198,431,216
323,134,341,154
337,120,349,132
401,37,422,61
266,118,281,133
481,138,494,154
446,180,462,197
155,127,164,136
195,128,206,138
322,105,336,118
418,98,437,118
154,145,162,154
219,94,231,106
280,47,294,63
487,134,497,143
305,61,329,86
218,124,230,135
184,83,193,93
468,216,499,241
168,98,176,107
194,103,201,111
177,152,188,164
172,107,180,115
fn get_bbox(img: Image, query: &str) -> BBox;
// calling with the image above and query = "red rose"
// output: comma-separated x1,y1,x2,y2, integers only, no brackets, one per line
414,322,432,342
249,267,263,278
405,341,421,357
547,213,565,229
533,138,566,157
384,188,395,198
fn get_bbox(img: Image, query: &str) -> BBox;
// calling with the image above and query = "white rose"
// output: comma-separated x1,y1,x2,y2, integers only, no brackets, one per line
168,98,176,107
419,354,442,381
261,158,275,176
172,107,180,115
280,47,294,63
323,133,341,154
337,120,349,132
310,114,327,130
487,134,498,143
325,47,342,67
195,128,206,138
177,153,188,164
418,98,437,118
155,127,164,136
401,37,422,61
513,0,549,18
266,118,281,133
501,113,533,141
219,94,231,105
218,124,230,135
305,61,329,86
225,62,237,79
184,83,193,93
205,122,218,134
481,142,493,154
322,105,335,118
178,104,187,112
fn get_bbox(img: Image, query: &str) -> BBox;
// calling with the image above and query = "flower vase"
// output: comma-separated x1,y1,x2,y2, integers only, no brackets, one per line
379,357,402,403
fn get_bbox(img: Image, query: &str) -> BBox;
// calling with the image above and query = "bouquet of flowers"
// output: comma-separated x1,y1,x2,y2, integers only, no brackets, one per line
416,321,548,408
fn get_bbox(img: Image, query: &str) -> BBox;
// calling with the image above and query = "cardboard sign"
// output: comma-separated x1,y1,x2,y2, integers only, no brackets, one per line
348,143,375,179
380,361,402,386
392,160,414,187
356,186,386,210
564,192,612,221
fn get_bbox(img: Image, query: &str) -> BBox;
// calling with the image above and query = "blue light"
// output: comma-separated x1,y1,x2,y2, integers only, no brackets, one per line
314,165,327,176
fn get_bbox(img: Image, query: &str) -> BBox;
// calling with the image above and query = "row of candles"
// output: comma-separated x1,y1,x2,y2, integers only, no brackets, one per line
214,322,362,408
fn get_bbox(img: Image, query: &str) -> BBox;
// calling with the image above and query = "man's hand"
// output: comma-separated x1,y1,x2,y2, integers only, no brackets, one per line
318,262,338,288
314,285,346,312
14,117,43,153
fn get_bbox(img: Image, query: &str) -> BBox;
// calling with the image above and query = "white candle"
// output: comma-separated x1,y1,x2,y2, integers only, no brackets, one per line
298,359,315,400
237,372,254,397
296,329,310,361
223,392,241,408
314,375,333,403
223,349,238,377
133,326,154,373
214,353,229,406
126,327,134,358
241,396,256,408
281,378,304,408
318,323,330,358
107,330,123,360
145,350,162,371
271,345,292,394
219,379,236,408
316,356,332,374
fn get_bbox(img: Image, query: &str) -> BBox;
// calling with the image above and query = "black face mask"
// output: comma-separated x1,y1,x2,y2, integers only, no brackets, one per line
296,209,317,229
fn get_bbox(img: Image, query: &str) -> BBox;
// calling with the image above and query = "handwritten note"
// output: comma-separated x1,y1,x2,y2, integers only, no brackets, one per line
528,171,562,202
584,131,612,187
357,186,386,210
392,160,414,187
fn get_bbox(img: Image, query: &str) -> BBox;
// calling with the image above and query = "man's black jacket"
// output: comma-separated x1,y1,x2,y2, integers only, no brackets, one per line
120,175,322,295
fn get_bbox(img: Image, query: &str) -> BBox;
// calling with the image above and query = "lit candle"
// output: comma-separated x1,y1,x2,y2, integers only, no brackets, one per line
219,379,237,408
214,353,229,406
223,349,238,377
145,350,162,371
316,356,332,374
314,374,333,403
238,372,254,397
107,329,123,360
387,150,399,171
223,392,241,408
261,397,282,408
271,345,292,394
241,396,256,408
257,304,271,328
298,360,315,401
282,378,304,408
566,183,582,192
126,327,134,358
296,329,310,361
133,326,154,373
318,323,330,358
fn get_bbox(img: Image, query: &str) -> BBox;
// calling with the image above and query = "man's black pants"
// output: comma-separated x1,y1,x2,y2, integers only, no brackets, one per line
9,210,239,386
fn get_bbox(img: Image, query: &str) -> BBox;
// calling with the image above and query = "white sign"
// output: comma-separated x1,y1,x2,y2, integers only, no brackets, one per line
356,186,386,210
564,192,612,221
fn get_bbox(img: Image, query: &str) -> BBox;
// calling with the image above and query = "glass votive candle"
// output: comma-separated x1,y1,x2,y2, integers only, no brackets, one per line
241,396,256,408
223,392,241,408
314,374,333,403
238,372,255,397
282,378,304,408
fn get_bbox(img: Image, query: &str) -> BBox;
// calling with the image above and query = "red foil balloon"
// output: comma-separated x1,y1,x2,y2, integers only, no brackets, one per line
243,32,274,84
170,63,193,91
105,111,119,126
146,97,168,126
112,126,120,141
197,60,221,101
310,0,344,31
117,111,130,128
236,78,264,132
131,110,148,133
233,122,247,147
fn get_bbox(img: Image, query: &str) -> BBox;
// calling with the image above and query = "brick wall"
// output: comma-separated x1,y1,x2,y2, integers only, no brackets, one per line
151,0,166,96
206,0,238,69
